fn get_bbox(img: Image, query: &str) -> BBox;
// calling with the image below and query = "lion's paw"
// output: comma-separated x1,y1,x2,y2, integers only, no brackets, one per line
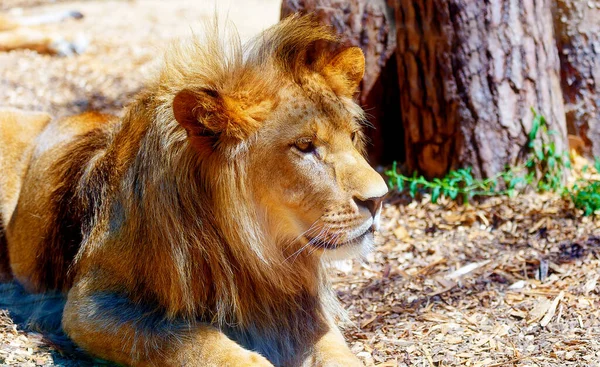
222,349,274,367
310,357,363,367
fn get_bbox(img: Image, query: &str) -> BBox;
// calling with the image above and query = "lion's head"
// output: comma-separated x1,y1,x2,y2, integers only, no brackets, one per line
167,16,387,265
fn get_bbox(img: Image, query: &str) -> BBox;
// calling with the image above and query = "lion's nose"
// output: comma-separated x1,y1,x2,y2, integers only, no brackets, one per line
354,195,384,217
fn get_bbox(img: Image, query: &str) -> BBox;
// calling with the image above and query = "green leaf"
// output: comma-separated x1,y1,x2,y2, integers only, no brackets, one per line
449,188,459,200
525,172,535,184
548,141,556,156
508,176,523,190
431,186,441,203
526,159,535,168
540,114,548,129
397,176,404,191
409,180,418,198
463,170,474,186
535,148,545,161
529,113,540,143
548,156,556,170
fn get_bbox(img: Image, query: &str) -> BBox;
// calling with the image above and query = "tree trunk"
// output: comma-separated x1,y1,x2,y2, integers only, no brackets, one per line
281,0,403,164
394,0,568,178
554,0,600,157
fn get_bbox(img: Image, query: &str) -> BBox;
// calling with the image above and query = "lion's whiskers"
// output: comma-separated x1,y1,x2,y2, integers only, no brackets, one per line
308,228,342,256
281,219,320,253
284,225,328,264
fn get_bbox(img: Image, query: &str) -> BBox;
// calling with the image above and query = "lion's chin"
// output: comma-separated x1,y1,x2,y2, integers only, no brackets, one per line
322,231,374,261
306,228,375,261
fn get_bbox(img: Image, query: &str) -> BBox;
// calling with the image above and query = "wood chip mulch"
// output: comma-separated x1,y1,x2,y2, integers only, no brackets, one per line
333,193,600,367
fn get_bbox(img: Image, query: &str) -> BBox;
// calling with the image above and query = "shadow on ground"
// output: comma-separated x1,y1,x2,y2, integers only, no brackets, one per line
0,282,114,366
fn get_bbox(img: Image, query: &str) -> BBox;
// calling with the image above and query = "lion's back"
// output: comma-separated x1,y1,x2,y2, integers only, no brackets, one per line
0,108,52,281
0,108,51,224
2,110,117,292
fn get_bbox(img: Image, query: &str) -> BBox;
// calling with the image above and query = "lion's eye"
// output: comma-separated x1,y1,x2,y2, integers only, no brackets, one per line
294,138,316,153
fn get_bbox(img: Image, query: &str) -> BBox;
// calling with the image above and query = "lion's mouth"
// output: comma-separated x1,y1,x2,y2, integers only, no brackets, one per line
306,227,374,250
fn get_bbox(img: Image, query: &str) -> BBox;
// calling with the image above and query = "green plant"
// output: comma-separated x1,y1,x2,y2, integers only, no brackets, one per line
568,157,600,215
387,164,524,204
385,111,599,215
524,112,571,192
570,181,600,216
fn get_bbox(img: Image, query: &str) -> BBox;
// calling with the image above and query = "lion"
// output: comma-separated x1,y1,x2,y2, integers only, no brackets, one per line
0,15,388,367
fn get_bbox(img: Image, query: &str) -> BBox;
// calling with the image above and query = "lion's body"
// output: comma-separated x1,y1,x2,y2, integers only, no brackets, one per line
0,16,387,367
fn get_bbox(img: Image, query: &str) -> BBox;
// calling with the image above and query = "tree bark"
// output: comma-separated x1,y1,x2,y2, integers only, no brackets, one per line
554,0,600,157
394,0,568,178
281,0,403,164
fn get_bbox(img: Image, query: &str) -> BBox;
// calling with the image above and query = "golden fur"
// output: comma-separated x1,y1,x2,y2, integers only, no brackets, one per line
0,15,388,366
0,109,51,281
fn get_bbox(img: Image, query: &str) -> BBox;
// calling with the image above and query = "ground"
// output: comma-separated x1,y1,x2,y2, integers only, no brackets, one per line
1,1,600,366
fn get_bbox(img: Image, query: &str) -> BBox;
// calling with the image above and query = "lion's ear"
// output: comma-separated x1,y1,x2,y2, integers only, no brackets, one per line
321,47,365,97
173,88,270,141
